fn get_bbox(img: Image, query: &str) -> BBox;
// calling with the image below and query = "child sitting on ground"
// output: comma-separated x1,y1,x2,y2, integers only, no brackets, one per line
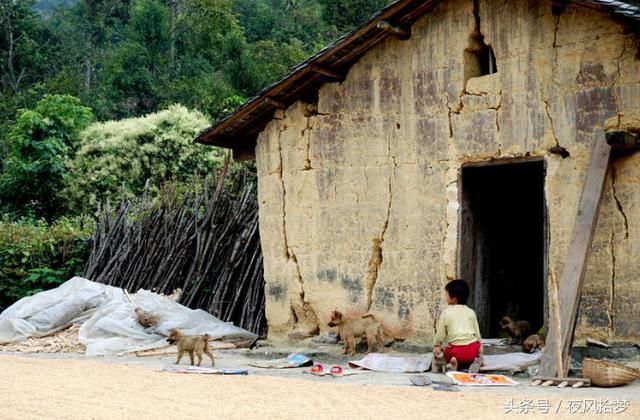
433,279,483,372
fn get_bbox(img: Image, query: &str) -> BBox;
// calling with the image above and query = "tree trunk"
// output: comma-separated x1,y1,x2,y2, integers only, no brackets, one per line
168,0,178,69
83,46,92,96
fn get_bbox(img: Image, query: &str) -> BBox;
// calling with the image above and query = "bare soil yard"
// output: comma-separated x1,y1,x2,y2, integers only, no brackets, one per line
1,352,639,419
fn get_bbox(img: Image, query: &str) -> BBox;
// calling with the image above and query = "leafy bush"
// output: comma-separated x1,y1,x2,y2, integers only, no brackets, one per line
64,104,225,214
0,217,92,311
0,95,94,220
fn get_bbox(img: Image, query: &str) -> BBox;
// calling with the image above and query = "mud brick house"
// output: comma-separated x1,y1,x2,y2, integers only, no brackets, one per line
197,0,640,344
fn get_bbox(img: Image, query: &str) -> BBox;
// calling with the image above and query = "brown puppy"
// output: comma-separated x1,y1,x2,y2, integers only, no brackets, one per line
166,329,215,367
431,346,447,373
522,333,545,353
499,316,531,344
328,310,384,356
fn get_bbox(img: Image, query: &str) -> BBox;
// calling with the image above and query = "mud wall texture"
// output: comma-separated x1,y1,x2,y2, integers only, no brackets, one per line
254,0,640,343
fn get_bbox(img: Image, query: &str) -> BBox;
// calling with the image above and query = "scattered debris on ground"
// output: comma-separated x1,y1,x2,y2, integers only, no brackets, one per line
0,325,84,353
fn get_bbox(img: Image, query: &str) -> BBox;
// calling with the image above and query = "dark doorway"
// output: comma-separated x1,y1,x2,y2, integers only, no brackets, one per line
458,160,546,337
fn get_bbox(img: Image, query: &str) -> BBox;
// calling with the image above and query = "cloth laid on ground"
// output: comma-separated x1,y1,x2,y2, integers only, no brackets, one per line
446,372,519,386
348,353,432,373
479,352,542,373
160,366,248,375
0,277,258,356
249,353,313,368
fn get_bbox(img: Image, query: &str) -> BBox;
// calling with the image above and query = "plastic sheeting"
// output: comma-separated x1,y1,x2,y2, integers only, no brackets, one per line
0,277,258,355
479,352,542,373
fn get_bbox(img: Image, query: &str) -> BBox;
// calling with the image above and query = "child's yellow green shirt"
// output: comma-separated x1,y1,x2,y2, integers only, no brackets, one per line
433,304,482,346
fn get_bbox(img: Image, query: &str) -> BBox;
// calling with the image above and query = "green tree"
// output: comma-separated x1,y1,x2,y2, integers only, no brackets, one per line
233,0,328,49
131,0,169,66
0,0,61,153
250,39,307,89
63,104,224,213
0,95,94,219
320,0,391,35
0,0,51,95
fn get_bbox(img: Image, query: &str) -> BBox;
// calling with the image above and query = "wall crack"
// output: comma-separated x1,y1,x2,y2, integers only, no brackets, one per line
302,116,313,170
551,14,560,86
608,230,616,337
611,39,626,130
365,130,396,311
611,161,629,239
277,120,318,336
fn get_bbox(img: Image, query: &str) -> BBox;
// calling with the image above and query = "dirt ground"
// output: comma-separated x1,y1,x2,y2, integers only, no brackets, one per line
1,349,639,419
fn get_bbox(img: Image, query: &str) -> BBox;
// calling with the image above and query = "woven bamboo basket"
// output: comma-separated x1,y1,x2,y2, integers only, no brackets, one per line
582,357,640,387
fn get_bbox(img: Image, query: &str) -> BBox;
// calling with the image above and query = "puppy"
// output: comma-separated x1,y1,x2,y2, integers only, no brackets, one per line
327,310,384,356
431,346,447,373
522,333,545,353
499,316,531,344
166,328,215,367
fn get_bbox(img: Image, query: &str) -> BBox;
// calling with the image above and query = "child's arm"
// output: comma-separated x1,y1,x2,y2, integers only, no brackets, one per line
433,311,447,348
473,316,483,354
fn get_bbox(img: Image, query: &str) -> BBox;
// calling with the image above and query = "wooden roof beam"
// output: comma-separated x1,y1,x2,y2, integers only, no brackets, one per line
376,20,411,39
606,131,639,150
264,97,286,109
310,65,344,81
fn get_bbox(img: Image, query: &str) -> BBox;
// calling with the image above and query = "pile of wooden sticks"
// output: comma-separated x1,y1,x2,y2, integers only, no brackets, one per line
84,172,266,335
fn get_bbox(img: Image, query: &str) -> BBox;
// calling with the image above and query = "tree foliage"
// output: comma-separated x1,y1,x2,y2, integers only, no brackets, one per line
0,95,93,219
64,104,222,213
0,0,394,216
0,216,91,311
0,0,396,310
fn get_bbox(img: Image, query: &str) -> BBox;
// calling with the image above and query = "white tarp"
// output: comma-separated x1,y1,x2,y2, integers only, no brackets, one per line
479,352,542,373
0,277,258,355
348,353,433,373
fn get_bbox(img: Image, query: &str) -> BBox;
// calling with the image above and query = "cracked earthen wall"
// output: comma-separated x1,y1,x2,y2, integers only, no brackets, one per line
254,0,640,343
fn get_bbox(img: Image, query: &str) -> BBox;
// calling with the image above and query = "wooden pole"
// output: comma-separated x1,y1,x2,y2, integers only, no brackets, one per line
549,271,564,375
539,130,611,377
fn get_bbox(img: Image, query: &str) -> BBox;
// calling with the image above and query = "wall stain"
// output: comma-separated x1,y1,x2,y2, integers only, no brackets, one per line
317,269,337,283
267,284,286,302
340,274,364,303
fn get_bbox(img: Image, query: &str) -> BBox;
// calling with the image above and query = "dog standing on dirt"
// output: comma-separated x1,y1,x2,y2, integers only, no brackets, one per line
499,316,531,345
327,310,384,356
431,346,447,373
166,329,215,367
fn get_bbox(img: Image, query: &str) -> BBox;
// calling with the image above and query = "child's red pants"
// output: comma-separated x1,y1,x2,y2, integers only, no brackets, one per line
444,341,481,366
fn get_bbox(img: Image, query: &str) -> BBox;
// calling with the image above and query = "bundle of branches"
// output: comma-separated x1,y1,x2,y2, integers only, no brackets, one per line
83,170,266,336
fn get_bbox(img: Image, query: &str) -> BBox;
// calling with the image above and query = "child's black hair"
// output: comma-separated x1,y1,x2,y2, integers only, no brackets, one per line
445,279,470,305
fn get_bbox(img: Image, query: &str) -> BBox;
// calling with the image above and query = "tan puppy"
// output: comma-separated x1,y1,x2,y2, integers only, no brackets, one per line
499,316,531,344
328,310,384,356
166,329,215,367
522,333,545,353
431,346,447,373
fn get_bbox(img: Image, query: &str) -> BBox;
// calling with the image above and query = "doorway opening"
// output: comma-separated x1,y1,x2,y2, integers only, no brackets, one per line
458,159,547,337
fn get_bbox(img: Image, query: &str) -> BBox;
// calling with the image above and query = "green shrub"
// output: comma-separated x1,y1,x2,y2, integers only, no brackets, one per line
63,104,225,214
0,217,92,311
0,95,94,220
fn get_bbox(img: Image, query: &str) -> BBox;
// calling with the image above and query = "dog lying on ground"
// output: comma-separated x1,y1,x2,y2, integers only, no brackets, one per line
499,316,531,344
522,333,545,353
327,310,384,356
166,328,215,366
431,346,447,373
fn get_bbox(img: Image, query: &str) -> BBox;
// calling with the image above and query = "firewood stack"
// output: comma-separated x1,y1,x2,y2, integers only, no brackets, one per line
83,171,266,335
